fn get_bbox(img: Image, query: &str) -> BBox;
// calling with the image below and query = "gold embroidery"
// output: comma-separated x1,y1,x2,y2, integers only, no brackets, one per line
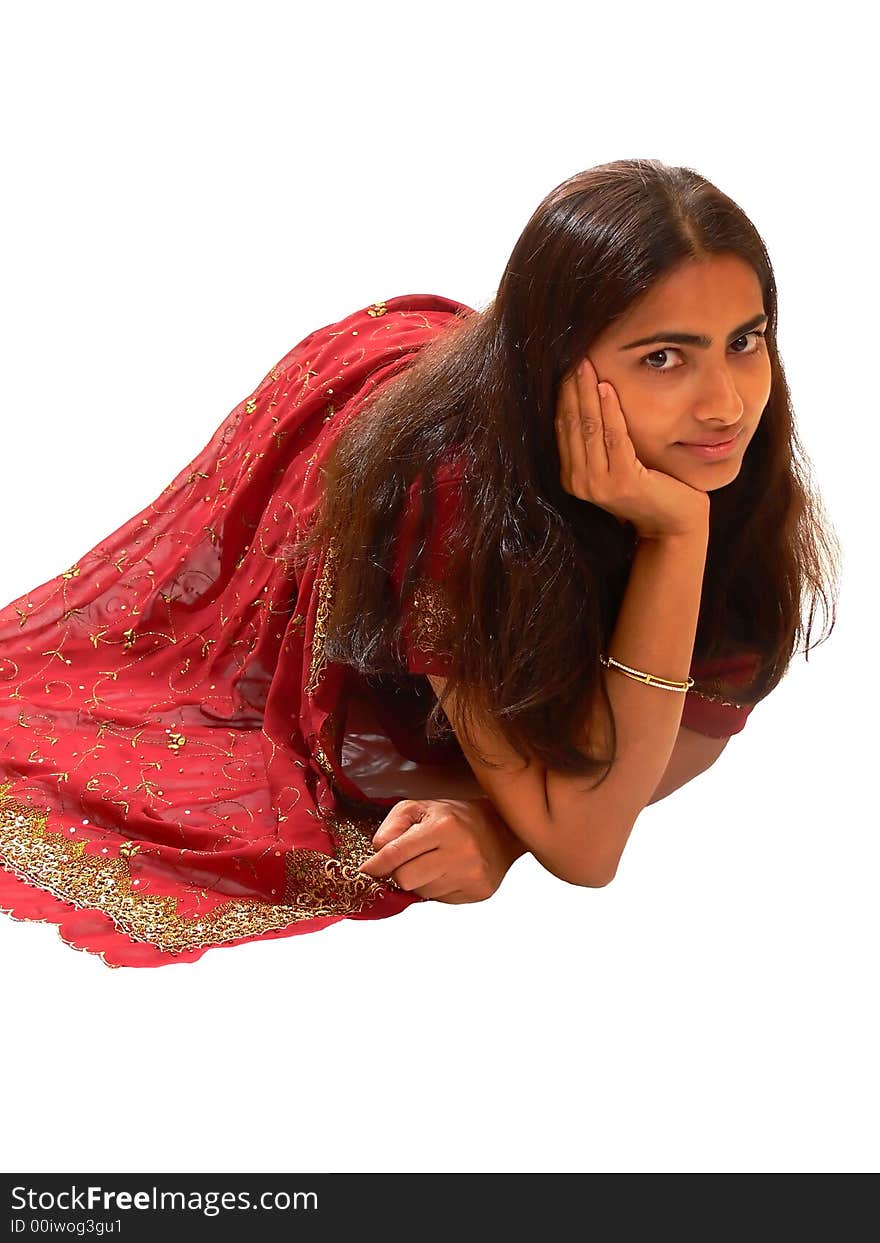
410,577,453,659
366,302,388,318
312,716,404,892
322,810,377,873
305,537,337,697
0,783,397,956
313,733,338,789
302,451,320,490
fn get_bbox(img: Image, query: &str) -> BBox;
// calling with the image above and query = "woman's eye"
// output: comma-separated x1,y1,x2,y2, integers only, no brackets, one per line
641,330,766,375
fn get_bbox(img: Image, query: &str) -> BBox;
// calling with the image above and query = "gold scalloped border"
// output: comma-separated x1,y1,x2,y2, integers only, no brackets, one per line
0,781,398,956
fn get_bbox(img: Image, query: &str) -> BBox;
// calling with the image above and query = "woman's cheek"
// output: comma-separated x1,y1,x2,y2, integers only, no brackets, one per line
619,391,668,447
625,423,661,462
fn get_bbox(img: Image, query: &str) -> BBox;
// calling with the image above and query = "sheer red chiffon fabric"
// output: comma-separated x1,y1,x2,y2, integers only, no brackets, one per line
0,295,472,966
0,293,760,968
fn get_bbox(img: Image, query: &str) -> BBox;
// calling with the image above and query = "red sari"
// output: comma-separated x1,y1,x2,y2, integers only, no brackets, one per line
0,293,760,968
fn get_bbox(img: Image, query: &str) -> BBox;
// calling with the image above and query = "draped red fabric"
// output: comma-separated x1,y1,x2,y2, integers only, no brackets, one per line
0,295,471,967
0,292,761,968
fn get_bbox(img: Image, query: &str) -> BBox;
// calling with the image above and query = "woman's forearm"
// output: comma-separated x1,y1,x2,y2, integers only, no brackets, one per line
422,524,709,888
472,795,529,867
543,523,710,882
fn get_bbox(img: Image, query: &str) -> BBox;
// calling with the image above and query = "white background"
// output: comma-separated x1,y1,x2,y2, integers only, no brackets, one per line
0,0,875,1175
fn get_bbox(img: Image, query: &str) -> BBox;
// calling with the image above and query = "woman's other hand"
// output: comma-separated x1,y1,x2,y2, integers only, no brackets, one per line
357,795,526,903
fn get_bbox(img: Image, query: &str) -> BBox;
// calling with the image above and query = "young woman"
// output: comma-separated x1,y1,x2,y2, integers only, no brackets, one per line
0,158,839,967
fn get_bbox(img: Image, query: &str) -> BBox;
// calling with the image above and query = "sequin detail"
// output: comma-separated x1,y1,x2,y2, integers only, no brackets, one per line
688,688,748,709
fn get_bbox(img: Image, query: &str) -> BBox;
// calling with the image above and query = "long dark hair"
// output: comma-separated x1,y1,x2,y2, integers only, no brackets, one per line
295,158,841,785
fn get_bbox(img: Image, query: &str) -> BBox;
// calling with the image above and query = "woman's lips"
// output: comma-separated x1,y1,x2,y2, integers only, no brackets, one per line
676,430,742,459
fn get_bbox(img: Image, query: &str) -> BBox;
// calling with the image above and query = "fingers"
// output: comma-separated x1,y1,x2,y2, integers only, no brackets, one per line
390,854,449,895
576,356,609,473
555,356,607,483
371,799,427,849
356,800,437,878
596,379,638,471
355,800,497,901
555,358,641,505
554,373,574,484
359,834,445,891
358,835,426,879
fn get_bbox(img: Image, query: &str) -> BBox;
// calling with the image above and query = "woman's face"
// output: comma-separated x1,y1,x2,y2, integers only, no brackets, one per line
585,253,772,490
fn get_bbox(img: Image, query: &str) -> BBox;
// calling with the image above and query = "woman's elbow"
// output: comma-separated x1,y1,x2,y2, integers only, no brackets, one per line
565,836,625,888
528,815,628,888
573,860,618,888
538,850,620,889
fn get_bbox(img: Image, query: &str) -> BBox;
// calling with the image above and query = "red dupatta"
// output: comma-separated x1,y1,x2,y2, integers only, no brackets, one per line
0,294,472,966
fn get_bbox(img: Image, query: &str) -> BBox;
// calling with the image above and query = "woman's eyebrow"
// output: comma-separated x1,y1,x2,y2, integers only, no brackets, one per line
619,312,769,351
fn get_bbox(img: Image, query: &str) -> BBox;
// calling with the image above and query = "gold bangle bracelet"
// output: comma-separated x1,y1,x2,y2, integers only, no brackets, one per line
600,653,694,693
